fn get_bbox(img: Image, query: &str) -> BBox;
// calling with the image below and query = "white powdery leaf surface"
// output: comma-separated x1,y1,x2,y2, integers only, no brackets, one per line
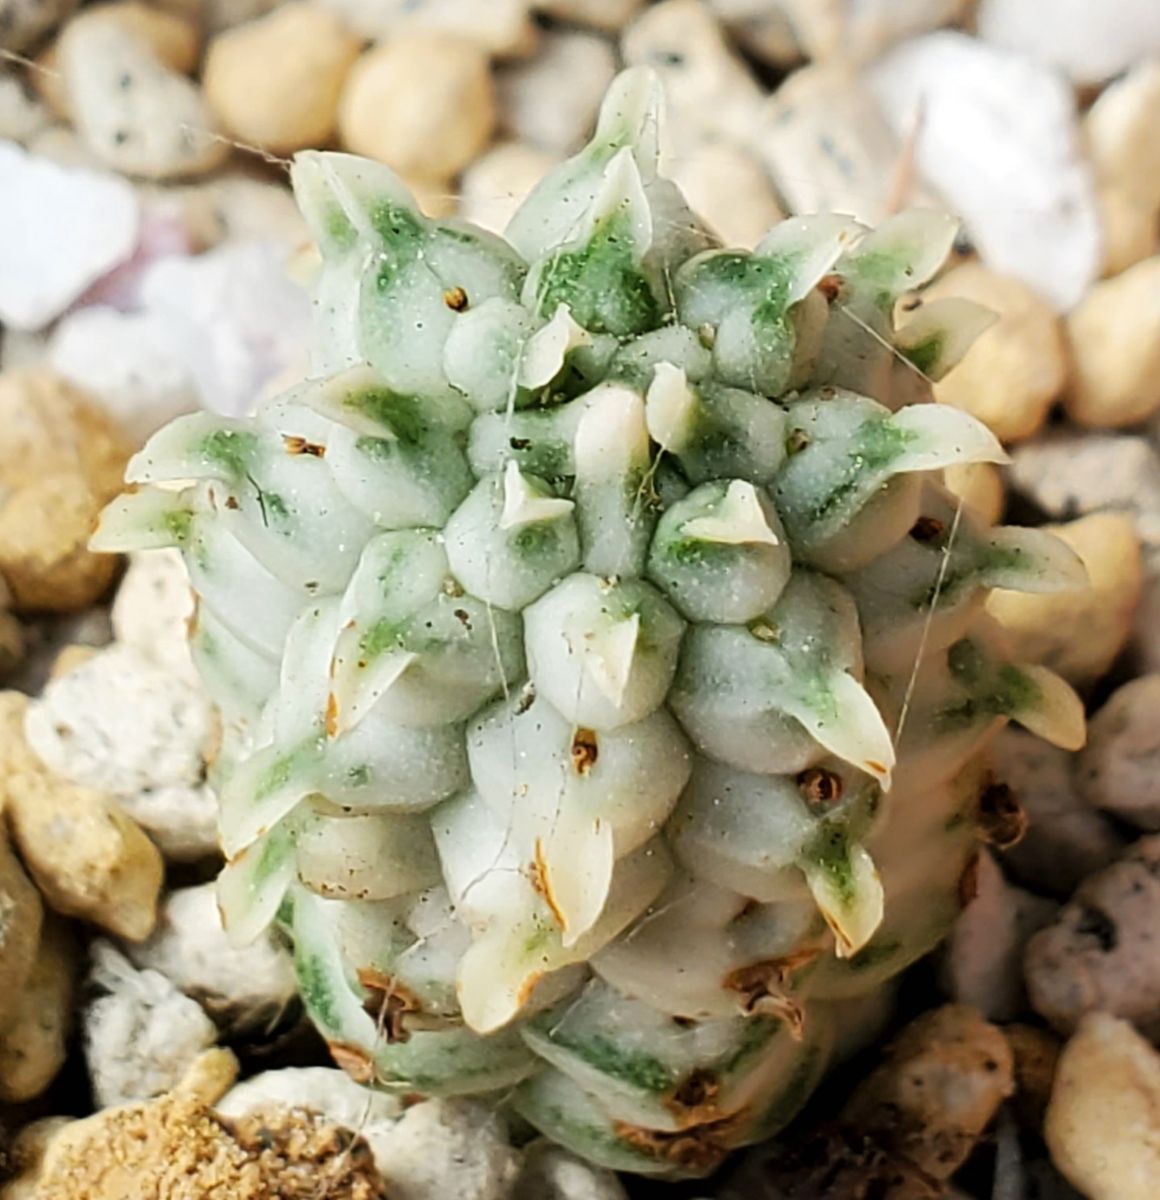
868,31,1100,311
0,140,140,331
978,0,1160,87
137,239,313,418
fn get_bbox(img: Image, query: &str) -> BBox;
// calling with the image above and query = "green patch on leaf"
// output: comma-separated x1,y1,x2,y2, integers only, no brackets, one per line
200,428,257,477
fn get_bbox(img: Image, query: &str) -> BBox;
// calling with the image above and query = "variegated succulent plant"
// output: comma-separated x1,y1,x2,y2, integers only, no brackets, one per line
95,68,1085,1179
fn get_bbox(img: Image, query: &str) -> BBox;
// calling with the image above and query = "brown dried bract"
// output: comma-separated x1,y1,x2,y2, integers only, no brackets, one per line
571,728,599,775
723,951,819,1037
614,1111,743,1173
662,1068,722,1127
908,515,946,544
797,767,844,811
976,780,1028,849
281,435,326,458
358,968,425,1045
327,1039,375,1084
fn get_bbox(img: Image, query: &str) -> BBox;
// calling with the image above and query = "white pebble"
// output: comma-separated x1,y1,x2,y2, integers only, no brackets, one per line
375,1098,521,1200
992,727,1125,897
497,30,616,155
1078,675,1160,833
459,140,560,235
47,306,201,443
942,851,1056,1022
127,884,295,1033
1009,431,1160,552
869,31,1100,310
754,63,938,224
513,1141,628,1200
0,141,139,332
137,239,312,418
24,642,218,860
978,0,1160,86
84,941,218,1109
218,1067,402,1169
111,550,196,678
58,20,227,180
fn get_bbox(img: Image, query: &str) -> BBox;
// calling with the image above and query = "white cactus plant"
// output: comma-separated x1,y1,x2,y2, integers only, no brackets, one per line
95,69,1086,1178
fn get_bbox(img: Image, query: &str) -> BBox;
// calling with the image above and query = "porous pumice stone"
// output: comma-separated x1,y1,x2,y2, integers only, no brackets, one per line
94,68,1088,1179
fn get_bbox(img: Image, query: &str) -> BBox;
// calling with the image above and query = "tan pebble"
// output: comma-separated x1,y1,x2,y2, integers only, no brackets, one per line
670,141,784,249
0,820,44,1032
459,140,560,235
1026,836,1160,1038
1045,1012,1160,1200
1065,256,1160,428
841,1004,1015,1182
204,3,360,156
942,462,1005,525
0,370,130,613
925,262,1067,442
986,512,1142,684
36,3,201,118
0,917,74,1102
0,611,25,676
1085,59,1160,212
0,690,162,941
1096,184,1159,277
1003,1023,1060,1129
338,35,495,183
0,474,121,612
6,769,163,941
404,176,457,220
0,369,129,497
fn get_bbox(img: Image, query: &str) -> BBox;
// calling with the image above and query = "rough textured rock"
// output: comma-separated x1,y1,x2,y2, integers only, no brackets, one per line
924,262,1067,443
985,512,1142,685
0,0,78,51
84,941,219,1108
1078,675,1160,832
110,549,197,677
0,823,44,1035
869,31,1101,310
1026,836,1160,1039
513,1141,628,1200
993,727,1126,897
0,142,139,332
128,884,295,1033
1009,432,1160,552
1045,1013,1160,1200
373,1099,522,1200
338,35,495,185
24,642,218,860
671,141,784,250
533,0,645,31
33,1050,388,1200
204,3,360,156
1065,256,1160,428
321,0,535,53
